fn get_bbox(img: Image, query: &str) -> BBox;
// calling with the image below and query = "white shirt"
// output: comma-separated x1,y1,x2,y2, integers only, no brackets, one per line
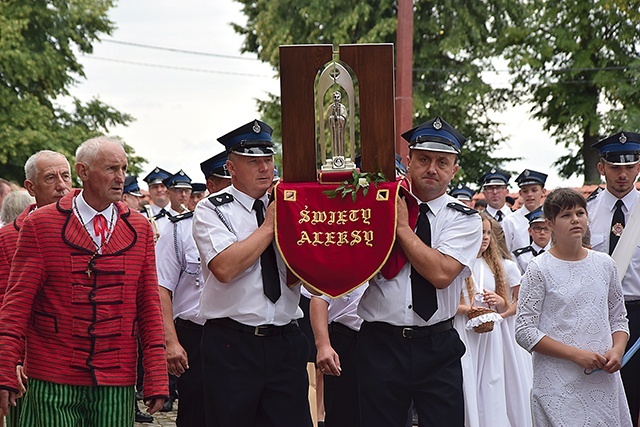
588,187,640,300
192,185,303,326
156,215,204,325
72,191,117,251
316,284,367,331
502,206,533,253
485,204,512,223
358,193,482,326
513,242,550,275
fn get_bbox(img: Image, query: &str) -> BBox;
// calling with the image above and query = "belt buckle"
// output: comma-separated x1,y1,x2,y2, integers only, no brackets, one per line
402,327,413,338
254,325,269,337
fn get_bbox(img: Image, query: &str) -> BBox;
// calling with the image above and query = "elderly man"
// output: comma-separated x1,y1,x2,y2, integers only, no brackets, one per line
356,117,482,427
0,137,168,426
0,150,72,426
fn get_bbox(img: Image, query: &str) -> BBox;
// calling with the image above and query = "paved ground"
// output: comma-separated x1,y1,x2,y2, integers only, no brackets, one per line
135,401,177,427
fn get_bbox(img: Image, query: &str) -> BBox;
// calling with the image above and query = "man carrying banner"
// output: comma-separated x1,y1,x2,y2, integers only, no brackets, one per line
192,120,311,427
588,131,640,426
356,116,482,427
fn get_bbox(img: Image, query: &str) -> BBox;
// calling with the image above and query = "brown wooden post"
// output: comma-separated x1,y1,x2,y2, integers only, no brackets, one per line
279,45,333,182
395,0,414,164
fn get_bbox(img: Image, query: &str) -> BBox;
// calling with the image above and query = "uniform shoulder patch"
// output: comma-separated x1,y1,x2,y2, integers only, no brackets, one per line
447,202,478,215
586,186,604,202
169,211,193,223
513,246,534,257
208,192,234,207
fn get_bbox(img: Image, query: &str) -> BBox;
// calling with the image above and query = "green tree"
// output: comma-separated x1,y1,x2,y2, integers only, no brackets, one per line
0,0,141,183
233,0,522,187
501,0,640,184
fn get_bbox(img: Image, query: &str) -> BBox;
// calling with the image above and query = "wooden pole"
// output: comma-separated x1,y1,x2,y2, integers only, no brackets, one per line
395,0,414,164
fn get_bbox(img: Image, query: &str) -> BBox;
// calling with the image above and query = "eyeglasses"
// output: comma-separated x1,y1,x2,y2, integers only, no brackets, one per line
484,186,507,193
531,226,550,233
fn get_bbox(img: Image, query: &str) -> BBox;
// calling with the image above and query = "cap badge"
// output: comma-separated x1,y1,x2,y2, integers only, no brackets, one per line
433,117,443,130
524,170,530,176
154,167,160,173
490,168,496,174
620,133,627,144
252,121,261,134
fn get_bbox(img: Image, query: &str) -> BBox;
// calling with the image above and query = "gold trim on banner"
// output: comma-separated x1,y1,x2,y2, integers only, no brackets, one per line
274,181,401,298
376,189,389,201
284,190,297,202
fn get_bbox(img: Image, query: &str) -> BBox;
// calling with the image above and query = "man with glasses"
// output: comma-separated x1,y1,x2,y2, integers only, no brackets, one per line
479,168,512,222
513,208,551,274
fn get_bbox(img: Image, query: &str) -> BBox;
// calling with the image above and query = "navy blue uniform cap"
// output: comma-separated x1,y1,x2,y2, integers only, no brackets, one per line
124,175,143,197
479,168,510,187
515,169,547,188
201,151,231,179
592,131,640,165
525,206,545,224
217,120,274,156
449,183,475,201
143,167,171,185
401,116,466,154
163,170,192,189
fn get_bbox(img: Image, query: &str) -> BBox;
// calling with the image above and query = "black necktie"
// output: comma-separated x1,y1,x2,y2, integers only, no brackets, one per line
610,199,625,255
253,199,281,303
495,210,504,222
535,248,544,257
411,204,438,321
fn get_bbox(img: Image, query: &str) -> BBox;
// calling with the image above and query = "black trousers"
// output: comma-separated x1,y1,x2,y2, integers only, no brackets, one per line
201,319,312,427
622,302,640,427
323,323,360,427
175,319,206,427
356,321,466,427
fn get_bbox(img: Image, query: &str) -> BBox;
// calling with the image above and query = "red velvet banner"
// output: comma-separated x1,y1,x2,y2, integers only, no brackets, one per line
275,181,400,297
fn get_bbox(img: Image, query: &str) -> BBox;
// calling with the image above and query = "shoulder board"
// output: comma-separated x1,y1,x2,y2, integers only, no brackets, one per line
169,211,193,223
208,192,234,207
586,186,604,202
513,246,534,257
447,202,478,215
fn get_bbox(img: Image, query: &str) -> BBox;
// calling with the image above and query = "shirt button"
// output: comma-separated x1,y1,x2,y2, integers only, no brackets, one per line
408,304,412,309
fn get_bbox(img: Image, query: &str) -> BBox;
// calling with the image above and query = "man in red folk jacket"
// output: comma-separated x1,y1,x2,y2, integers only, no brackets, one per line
0,150,73,426
0,137,168,426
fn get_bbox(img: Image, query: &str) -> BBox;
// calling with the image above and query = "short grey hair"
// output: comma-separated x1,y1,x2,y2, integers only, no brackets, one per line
1,191,35,224
24,150,70,182
76,136,124,167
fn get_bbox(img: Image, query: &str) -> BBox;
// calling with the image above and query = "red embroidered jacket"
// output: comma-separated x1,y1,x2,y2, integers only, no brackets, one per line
0,204,34,307
0,191,168,399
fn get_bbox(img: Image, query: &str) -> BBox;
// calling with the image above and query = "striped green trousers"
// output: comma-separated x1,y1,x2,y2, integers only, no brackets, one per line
19,379,134,427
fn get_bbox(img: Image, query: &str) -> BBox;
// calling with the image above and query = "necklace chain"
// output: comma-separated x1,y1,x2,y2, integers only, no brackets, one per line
73,197,116,278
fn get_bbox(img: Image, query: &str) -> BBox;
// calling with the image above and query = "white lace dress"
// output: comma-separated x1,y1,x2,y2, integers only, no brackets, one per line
515,250,631,426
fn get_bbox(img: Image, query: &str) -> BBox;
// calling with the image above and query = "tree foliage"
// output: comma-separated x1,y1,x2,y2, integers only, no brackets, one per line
501,0,640,184
232,0,523,187
0,0,142,183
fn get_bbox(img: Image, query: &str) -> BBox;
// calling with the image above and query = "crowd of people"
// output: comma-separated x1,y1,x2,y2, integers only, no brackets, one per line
0,120,638,427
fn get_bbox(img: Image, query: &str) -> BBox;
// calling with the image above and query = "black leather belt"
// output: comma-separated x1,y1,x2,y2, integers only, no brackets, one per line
175,318,203,329
365,318,453,338
206,317,299,337
329,321,359,338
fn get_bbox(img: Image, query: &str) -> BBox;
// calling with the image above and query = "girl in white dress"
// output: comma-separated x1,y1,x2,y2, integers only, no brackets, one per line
455,211,511,426
516,188,631,426
491,217,533,427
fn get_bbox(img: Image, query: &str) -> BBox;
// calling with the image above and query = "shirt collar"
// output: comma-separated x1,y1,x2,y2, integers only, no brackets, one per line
229,185,268,213
603,187,639,212
75,191,116,226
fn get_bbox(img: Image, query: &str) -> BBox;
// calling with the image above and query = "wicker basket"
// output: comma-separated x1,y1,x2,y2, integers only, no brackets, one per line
467,306,496,333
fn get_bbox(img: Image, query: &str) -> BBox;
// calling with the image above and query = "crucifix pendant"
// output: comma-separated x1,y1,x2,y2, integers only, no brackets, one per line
86,267,92,278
